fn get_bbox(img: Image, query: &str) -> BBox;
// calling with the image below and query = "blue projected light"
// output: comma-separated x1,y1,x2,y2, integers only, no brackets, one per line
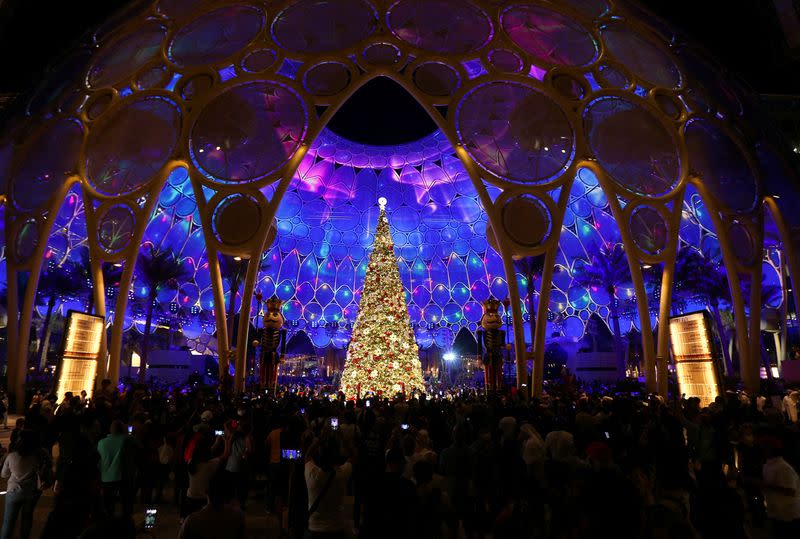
251,129,511,349
33,126,763,356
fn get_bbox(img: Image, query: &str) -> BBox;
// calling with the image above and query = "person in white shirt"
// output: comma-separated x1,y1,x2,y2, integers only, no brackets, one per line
783,392,799,423
760,437,800,534
1,430,50,539
183,428,231,519
303,425,354,539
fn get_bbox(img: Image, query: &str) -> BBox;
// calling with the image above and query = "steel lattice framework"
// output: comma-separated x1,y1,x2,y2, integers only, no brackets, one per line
1,0,799,407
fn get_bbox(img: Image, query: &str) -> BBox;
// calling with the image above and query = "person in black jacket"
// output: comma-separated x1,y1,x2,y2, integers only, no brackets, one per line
360,447,416,539
40,415,102,538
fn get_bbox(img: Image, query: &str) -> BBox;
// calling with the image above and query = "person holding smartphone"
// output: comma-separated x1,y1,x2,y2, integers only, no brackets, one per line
223,419,253,509
97,420,137,521
183,425,232,520
303,424,355,539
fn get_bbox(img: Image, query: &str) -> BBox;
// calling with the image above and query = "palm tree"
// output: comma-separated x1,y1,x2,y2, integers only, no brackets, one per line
513,255,545,353
72,250,95,314
572,242,632,375
218,254,247,346
73,250,123,314
136,247,190,383
219,253,275,345
36,261,84,369
673,247,734,375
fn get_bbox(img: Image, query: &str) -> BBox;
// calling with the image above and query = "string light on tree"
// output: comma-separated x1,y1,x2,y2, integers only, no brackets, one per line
339,198,425,398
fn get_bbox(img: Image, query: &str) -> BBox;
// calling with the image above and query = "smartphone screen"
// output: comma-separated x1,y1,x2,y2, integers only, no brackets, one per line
214,429,224,436
127,425,133,434
365,400,371,408
281,449,302,460
401,423,409,431
144,508,157,529
330,417,339,430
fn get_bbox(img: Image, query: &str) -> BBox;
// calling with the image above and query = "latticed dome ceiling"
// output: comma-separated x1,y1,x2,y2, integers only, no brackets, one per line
1,0,799,395
1,0,793,213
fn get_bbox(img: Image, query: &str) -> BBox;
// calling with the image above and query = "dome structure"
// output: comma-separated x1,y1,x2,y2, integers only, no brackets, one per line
2,0,799,405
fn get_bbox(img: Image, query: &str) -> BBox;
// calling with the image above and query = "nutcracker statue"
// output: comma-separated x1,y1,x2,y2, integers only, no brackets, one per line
478,297,505,393
258,295,286,393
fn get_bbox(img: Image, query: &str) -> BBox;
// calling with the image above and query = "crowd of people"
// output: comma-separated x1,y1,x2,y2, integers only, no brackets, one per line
0,379,798,538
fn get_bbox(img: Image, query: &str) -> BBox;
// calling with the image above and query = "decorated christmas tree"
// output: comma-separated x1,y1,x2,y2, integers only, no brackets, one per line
339,198,425,398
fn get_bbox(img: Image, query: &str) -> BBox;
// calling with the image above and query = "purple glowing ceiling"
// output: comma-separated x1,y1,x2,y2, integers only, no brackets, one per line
0,0,796,361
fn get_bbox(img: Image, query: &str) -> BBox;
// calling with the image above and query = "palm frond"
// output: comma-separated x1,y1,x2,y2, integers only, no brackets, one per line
572,242,631,296
674,247,730,304
136,246,191,294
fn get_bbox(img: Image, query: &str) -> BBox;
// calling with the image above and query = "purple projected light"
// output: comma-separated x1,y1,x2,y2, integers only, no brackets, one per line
11,119,84,211
272,0,377,53
501,4,598,67
600,22,682,89
387,0,493,54
457,82,574,183
168,5,265,67
5,0,791,362
87,20,167,89
86,96,182,196
190,82,307,183
685,119,759,213
583,96,680,196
